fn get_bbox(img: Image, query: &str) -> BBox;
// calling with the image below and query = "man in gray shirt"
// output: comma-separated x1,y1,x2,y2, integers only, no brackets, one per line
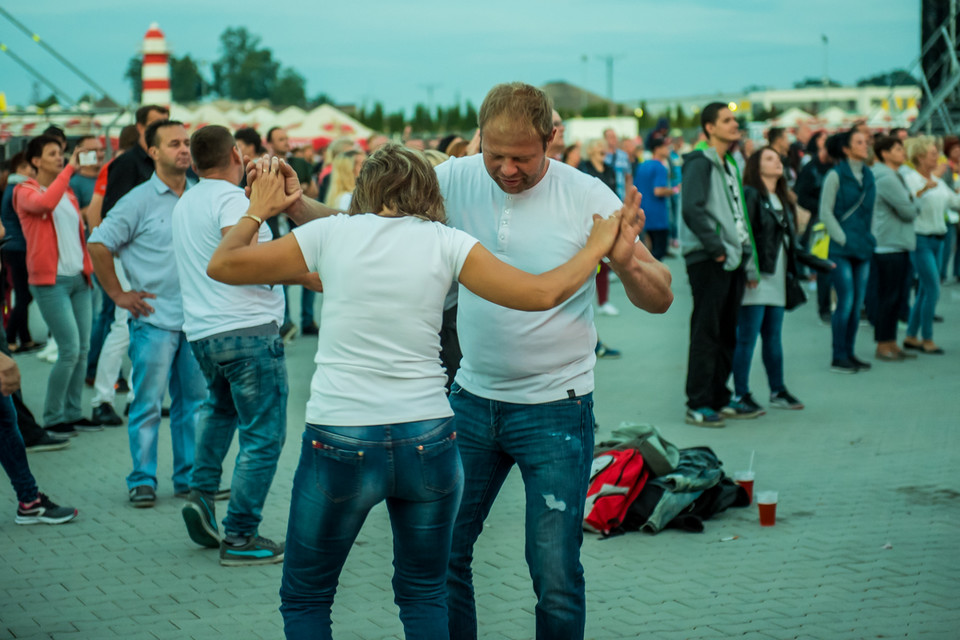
87,120,206,508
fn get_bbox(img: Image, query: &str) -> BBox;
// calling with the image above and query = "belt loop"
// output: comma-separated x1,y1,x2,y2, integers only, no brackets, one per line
567,389,576,399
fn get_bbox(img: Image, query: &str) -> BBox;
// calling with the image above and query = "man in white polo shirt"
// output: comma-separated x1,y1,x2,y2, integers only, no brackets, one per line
436,83,672,640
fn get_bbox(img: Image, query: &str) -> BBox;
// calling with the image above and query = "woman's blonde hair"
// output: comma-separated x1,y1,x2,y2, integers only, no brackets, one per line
349,143,445,223
905,135,937,167
324,150,363,208
421,149,449,167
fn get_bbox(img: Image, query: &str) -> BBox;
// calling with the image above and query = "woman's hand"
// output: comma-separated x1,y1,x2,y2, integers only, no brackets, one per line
67,145,82,171
249,157,302,220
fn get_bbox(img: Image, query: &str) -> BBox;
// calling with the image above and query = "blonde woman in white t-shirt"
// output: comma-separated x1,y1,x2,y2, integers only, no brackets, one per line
322,149,365,211
207,144,626,640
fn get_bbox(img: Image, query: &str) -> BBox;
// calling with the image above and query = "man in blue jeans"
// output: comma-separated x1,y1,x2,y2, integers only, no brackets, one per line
435,83,673,640
88,120,206,508
172,125,317,566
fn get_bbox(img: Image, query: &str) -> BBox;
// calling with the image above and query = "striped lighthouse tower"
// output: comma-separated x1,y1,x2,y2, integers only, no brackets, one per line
141,23,171,107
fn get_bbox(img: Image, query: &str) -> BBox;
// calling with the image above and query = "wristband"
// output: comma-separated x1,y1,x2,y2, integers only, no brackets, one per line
242,214,263,226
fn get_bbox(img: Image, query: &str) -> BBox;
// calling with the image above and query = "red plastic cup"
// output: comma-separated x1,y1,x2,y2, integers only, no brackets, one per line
757,491,778,526
734,471,755,504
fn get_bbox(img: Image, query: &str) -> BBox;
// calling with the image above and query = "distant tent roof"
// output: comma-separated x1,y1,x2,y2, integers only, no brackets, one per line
770,107,814,127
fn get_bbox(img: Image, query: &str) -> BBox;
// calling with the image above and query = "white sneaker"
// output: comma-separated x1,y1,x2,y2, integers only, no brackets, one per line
37,339,58,363
597,302,620,316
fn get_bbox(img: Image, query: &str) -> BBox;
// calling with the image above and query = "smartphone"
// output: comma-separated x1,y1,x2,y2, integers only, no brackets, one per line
79,150,98,166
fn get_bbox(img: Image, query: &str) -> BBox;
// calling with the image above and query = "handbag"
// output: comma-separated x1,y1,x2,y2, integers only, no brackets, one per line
785,270,807,311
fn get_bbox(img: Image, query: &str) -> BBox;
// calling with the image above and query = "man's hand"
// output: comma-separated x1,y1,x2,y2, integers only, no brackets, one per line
301,272,324,293
115,290,156,318
0,353,21,395
250,157,302,220
607,187,645,267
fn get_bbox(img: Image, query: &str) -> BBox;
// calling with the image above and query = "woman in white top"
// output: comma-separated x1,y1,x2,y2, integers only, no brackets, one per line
207,145,624,640
902,137,960,354
322,149,365,211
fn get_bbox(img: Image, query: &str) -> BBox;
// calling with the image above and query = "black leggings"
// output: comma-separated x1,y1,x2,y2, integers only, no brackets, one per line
2,250,33,346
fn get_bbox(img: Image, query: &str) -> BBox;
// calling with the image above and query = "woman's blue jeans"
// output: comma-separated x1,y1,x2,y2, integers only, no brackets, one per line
0,394,38,504
907,234,943,341
830,256,870,361
30,275,92,425
733,304,785,397
280,418,463,640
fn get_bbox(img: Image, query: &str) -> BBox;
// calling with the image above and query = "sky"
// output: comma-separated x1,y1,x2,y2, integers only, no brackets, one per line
0,1,921,114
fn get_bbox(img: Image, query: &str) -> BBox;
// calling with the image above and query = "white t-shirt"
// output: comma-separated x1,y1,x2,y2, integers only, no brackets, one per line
903,168,960,236
171,179,284,341
293,213,477,426
436,154,622,404
52,194,84,276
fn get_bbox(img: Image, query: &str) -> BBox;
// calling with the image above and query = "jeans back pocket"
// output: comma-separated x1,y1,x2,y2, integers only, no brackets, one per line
311,440,364,503
417,432,461,495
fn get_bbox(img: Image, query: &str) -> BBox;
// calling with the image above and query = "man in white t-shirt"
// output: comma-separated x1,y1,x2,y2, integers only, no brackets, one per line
247,83,671,636
171,125,319,567
436,83,672,640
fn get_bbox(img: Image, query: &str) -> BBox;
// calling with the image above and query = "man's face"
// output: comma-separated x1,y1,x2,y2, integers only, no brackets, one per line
270,129,290,154
77,137,105,169
772,135,789,155
481,117,551,195
707,109,740,145
604,129,618,149
149,125,191,174
550,111,565,149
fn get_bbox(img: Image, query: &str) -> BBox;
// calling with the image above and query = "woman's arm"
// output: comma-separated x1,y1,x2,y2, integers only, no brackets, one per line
458,212,620,311
208,158,309,285
13,165,76,217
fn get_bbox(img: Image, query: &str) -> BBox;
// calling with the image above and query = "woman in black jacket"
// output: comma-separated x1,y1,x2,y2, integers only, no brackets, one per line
731,146,832,413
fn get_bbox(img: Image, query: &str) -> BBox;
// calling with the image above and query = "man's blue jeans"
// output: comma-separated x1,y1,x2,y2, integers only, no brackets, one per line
0,394,38,504
126,320,206,492
830,256,870,361
189,331,287,537
907,234,943,341
733,304,785,397
280,418,462,640
446,384,594,640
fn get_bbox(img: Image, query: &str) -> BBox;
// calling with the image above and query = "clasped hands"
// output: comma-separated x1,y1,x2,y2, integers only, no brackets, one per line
246,155,303,219
600,186,645,267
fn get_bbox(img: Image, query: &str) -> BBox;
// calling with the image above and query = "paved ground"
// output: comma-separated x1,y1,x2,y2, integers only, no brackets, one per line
2,263,959,639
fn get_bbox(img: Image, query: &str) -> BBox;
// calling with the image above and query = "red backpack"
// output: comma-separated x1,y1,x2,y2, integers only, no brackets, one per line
583,448,649,536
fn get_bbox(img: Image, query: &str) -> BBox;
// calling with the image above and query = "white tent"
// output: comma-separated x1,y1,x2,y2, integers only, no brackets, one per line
286,104,372,145
817,106,855,127
771,107,814,127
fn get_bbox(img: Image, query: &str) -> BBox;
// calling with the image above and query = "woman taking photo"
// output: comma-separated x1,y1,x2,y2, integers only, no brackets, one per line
13,135,97,435
902,136,960,354
819,129,876,373
733,146,832,413
207,145,625,639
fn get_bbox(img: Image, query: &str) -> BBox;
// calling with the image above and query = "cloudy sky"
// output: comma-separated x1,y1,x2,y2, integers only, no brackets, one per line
0,1,920,113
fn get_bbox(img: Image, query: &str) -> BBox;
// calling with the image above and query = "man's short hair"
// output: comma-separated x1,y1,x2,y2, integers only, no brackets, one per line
144,119,185,149
135,105,169,126
478,83,554,149
235,127,264,154
767,127,786,145
700,102,728,136
73,135,96,149
266,127,284,144
350,143,445,223
9,151,30,172
190,125,236,172
648,135,669,152
119,125,140,151
42,125,66,143
873,136,902,163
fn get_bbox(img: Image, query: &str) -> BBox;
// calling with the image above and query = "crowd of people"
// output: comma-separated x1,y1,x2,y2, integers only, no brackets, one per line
0,81,956,639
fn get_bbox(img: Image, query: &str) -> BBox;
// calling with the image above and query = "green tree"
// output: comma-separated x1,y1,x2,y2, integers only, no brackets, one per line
212,27,280,101
170,55,206,103
463,102,478,130
386,110,406,134
359,102,385,132
411,103,433,132
856,69,919,87
37,94,59,109
581,102,610,118
124,55,143,104
270,68,307,107
793,76,842,88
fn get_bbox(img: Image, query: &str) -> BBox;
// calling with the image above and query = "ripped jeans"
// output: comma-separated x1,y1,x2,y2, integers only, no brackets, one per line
446,384,594,640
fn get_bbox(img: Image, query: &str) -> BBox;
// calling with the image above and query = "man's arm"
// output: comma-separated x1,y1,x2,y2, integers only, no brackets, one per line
245,156,340,225
607,187,673,314
87,243,156,317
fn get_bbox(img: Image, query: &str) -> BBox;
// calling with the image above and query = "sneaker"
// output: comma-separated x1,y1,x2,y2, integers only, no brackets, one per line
301,322,319,336
770,389,804,410
722,394,765,419
214,487,231,501
819,312,832,325
24,432,71,453
92,403,124,426
70,417,104,432
595,342,621,359
849,356,872,371
182,491,221,548
36,339,58,362
16,493,78,525
280,321,298,343
45,423,78,438
115,378,130,393
685,407,725,428
597,302,620,316
129,485,156,508
220,535,285,567
831,358,859,373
